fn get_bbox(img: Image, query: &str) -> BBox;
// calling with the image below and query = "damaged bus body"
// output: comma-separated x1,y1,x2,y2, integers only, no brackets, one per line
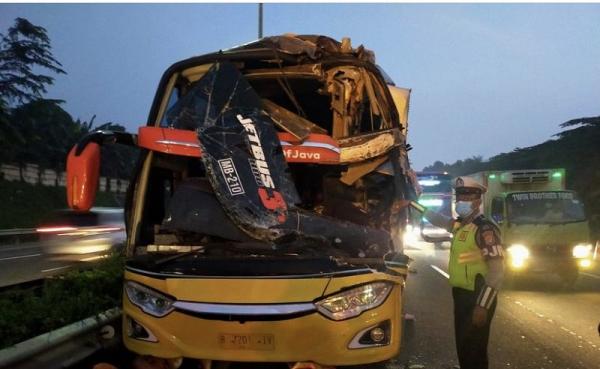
66,35,417,368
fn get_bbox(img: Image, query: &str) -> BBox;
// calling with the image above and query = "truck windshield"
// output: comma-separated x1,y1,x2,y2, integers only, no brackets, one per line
417,173,452,194
507,191,586,224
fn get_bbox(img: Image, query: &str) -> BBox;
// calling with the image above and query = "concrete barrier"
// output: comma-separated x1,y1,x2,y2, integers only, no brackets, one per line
0,163,128,194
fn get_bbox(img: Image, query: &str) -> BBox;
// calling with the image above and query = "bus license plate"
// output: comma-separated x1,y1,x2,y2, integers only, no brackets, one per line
219,333,275,350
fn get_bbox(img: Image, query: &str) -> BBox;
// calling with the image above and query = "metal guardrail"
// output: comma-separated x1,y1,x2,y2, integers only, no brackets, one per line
0,307,121,369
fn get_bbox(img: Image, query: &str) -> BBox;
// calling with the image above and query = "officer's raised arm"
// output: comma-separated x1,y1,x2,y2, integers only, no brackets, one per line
408,200,454,232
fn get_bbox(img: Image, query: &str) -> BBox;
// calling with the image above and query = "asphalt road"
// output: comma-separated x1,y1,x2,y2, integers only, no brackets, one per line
0,242,105,287
396,240,600,369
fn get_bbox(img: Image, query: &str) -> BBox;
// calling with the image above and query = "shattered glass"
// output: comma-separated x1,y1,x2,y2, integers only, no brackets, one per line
164,62,394,255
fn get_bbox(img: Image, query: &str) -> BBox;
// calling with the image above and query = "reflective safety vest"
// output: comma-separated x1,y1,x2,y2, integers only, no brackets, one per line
448,221,488,291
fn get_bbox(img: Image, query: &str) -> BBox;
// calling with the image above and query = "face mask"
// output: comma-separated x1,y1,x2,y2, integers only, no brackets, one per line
455,201,474,217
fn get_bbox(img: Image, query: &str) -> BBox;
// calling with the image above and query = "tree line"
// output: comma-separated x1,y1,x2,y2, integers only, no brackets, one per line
423,117,600,237
0,18,136,179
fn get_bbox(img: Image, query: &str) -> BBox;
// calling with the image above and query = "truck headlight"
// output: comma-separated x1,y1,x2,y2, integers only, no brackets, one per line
125,281,175,317
507,244,529,268
572,244,592,259
315,282,393,321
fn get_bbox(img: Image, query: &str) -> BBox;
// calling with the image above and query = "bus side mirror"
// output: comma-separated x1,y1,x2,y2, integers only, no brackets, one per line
66,142,100,212
65,129,138,212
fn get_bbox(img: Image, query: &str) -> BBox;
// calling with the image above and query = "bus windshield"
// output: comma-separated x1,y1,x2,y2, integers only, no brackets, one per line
417,173,453,194
507,191,586,224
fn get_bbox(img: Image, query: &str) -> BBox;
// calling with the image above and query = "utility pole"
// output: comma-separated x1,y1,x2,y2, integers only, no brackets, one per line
258,3,263,39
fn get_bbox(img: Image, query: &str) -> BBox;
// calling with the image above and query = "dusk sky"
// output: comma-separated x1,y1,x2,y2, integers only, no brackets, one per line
1,3,599,170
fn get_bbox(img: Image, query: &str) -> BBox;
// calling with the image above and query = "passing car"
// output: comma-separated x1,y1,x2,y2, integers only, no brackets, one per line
37,207,126,255
66,35,418,368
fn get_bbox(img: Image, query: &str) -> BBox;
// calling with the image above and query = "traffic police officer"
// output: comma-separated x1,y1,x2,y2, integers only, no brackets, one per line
409,176,504,369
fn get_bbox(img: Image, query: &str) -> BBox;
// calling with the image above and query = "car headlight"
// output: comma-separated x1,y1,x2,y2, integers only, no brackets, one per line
572,244,592,258
125,281,175,317
315,282,393,321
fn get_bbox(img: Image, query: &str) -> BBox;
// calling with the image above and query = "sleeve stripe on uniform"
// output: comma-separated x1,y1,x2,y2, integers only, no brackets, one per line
477,285,497,309
486,290,498,309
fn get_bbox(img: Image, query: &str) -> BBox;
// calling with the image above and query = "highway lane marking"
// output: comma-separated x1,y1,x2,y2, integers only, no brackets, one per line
430,264,600,355
506,295,600,352
0,253,42,261
41,265,74,273
430,263,600,352
431,265,449,279
580,272,600,280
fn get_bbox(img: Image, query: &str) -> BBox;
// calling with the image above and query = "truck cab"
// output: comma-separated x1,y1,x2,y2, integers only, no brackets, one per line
469,169,594,286
66,35,417,368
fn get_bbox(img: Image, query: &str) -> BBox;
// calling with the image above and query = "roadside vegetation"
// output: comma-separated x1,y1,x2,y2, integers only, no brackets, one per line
0,253,124,349
424,116,600,238
0,19,128,350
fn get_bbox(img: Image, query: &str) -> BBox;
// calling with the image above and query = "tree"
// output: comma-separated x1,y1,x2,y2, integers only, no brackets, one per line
422,156,484,176
0,18,65,107
8,99,88,168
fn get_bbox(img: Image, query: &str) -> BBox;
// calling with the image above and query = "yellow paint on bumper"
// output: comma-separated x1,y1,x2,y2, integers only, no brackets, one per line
123,270,404,366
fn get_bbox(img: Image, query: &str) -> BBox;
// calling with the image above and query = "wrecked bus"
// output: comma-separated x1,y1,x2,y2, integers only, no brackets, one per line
66,35,417,368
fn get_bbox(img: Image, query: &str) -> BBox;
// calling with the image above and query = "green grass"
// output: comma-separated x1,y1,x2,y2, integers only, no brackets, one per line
0,180,122,229
0,253,124,349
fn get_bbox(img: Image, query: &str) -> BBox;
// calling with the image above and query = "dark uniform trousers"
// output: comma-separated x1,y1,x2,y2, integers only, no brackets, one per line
452,277,497,369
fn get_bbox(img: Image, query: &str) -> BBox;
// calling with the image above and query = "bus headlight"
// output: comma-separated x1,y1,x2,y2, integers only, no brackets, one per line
125,281,175,317
572,244,592,259
315,282,393,321
507,244,530,268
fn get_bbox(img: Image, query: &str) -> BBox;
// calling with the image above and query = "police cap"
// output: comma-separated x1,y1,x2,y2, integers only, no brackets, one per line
454,176,487,196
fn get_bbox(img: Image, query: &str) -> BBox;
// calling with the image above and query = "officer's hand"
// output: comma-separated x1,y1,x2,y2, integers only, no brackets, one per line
472,306,488,327
392,200,412,212
392,200,426,214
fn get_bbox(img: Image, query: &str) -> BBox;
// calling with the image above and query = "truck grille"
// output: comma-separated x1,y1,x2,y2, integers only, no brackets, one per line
530,244,571,256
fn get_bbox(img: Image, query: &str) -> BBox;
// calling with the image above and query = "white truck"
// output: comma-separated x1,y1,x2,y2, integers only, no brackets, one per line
466,168,594,286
